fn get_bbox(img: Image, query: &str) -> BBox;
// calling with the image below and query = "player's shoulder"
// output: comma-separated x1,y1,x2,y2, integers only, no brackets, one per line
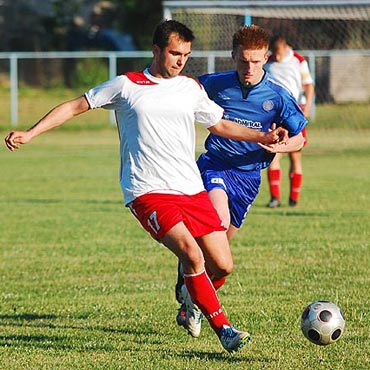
293,51,306,64
200,70,235,83
199,70,236,90
179,74,203,89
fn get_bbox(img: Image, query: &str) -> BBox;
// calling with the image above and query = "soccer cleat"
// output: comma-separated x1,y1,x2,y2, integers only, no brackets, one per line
219,325,251,353
181,284,203,338
176,302,187,327
267,197,281,208
289,198,297,207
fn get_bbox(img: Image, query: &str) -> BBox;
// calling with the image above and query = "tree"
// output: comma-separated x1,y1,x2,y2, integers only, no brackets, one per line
112,0,163,50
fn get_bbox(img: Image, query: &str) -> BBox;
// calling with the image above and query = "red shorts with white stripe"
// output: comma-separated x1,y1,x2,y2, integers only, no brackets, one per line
128,191,226,240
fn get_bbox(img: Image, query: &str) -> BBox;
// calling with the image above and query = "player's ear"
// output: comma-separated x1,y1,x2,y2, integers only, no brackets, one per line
262,51,269,65
231,49,236,61
152,44,161,59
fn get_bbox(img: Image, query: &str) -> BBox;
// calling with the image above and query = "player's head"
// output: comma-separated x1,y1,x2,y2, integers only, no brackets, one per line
151,20,195,78
269,35,289,62
231,25,270,86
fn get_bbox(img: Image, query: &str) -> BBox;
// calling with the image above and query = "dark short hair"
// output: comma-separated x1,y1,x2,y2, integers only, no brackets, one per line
269,34,288,51
152,20,195,49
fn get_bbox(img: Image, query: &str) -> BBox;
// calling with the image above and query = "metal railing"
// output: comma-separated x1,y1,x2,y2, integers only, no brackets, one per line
1,49,369,126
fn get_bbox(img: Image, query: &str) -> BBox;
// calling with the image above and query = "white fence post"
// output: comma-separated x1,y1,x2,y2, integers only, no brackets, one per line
10,54,18,127
207,53,216,74
109,53,117,125
307,52,316,120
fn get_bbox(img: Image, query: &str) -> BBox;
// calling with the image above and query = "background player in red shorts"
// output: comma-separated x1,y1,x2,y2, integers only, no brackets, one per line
264,35,315,207
4,20,288,353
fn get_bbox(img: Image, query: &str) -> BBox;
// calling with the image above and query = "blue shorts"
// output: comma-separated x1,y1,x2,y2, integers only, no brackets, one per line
197,153,261,228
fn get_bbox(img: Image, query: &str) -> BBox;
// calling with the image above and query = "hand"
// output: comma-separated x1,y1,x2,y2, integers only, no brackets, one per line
4,130,33,151
260,125,288,145
258,141,280,153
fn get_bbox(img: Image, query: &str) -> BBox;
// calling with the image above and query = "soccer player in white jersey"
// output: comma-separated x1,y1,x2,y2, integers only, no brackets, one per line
264,35,315,208
4,20,289,353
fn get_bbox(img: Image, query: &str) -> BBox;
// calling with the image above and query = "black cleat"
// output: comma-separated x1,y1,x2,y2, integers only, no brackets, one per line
289,198,297,207
267,197,281,208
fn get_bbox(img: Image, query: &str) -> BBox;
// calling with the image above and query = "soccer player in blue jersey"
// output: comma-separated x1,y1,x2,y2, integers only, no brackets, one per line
176,25,308,337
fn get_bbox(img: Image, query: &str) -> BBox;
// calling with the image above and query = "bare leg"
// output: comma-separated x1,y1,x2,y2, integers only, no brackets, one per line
162,222,232,335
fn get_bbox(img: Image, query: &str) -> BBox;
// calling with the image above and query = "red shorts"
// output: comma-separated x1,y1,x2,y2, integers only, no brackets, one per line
128,191,225,240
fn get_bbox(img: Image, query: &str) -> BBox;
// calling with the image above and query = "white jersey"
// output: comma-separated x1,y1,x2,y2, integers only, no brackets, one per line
85,68,224,204
264,48,313,104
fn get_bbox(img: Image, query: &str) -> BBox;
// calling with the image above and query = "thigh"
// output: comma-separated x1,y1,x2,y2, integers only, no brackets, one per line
161,222,205,275
269,152,282,169
208,188,230,229
196,230,233,277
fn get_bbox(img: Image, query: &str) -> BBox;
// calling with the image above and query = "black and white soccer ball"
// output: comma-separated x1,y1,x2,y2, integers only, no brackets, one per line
301,300,346,345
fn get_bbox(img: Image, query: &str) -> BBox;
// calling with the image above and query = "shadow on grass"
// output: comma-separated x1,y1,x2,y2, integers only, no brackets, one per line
0,312,158,352
0,313,57,320
0,312,156,335
0,313,278,364
254,207,330,218
180,349,276,365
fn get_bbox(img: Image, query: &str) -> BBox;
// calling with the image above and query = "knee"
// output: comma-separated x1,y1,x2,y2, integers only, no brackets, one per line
212,260,234,279
180,246,204,274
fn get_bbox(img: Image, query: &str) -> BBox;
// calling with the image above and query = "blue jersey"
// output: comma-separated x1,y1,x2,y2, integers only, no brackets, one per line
199,70,308,171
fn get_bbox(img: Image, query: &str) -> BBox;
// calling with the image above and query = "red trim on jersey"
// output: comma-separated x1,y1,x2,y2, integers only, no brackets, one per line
125,71,158,85
293,51,305,64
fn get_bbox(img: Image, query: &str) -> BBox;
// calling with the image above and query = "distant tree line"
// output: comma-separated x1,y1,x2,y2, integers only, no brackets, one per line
0,0,163,52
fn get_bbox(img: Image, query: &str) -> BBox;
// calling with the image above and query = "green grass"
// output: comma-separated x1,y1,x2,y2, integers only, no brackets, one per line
1,123,370,369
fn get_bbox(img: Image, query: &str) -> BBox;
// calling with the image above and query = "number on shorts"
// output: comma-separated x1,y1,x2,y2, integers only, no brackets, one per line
147,211,160,234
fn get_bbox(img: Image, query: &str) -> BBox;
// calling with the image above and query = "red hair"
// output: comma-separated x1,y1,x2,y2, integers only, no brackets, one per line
232,25,270,51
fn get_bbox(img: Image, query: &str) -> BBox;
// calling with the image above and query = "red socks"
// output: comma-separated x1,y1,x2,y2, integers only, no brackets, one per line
268,169,281,200
269,170,303,203
205,265,226,290
184,270,230,333
290,172,302,202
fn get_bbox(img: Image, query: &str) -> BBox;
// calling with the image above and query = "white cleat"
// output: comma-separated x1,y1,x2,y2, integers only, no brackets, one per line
181,284,203,338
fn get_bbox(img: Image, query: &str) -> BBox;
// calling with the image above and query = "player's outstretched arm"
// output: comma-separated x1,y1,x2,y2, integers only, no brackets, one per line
4,96,90,151
209,119,288,145
258,132,305,153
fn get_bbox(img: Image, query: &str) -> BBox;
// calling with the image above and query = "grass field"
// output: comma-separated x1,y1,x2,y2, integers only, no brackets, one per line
1,120,370,368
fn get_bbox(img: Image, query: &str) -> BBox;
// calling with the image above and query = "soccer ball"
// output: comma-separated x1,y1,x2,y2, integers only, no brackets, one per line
301,300,346,345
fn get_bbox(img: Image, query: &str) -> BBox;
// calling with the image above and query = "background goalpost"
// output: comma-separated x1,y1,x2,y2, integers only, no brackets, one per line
163,0,370,115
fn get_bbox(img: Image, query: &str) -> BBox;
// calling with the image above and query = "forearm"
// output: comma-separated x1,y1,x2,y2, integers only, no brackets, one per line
28,96,90,139
209,119,268,144
303,84,315,113
276,133,305,153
